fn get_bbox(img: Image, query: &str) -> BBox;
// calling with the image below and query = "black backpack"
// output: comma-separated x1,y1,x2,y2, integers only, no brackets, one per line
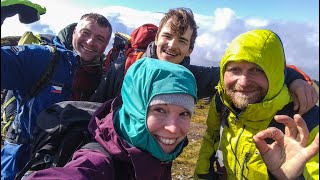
15,101,102,180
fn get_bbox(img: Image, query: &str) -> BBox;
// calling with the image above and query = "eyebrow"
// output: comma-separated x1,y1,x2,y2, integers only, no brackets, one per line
162,32,189,43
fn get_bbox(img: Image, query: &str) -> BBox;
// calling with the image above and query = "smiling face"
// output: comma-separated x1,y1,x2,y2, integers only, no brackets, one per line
72,20,111,62
155,18,193,64
147,104,191,153
224,61,269,110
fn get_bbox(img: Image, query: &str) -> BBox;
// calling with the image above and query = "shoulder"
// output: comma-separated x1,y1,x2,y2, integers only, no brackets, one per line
67,149,114,170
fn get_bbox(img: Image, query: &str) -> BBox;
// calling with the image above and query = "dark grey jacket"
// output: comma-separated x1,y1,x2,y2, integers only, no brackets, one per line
90,41,305,102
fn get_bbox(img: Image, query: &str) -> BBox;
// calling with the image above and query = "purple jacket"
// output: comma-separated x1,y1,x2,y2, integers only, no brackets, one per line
27,97,172,180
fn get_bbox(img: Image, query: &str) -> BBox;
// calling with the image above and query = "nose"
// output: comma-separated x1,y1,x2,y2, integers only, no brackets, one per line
168,39,178,48
86,36,94,45
164,115,180,133
237,74,250,86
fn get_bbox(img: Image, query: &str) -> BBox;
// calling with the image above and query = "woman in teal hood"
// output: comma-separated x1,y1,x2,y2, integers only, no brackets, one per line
26,57,198,179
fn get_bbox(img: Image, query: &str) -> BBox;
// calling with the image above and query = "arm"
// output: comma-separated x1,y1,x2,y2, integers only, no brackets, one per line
194,96,222,179
26,150,115,179
1,45,53,91
285,66,318,115
188,65,220,99
253,114,319,180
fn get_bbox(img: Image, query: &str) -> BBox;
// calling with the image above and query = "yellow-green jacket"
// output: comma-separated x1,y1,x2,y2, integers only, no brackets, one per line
194,29,319,180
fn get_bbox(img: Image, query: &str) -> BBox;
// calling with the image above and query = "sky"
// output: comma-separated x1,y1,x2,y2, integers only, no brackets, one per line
1,0,319,80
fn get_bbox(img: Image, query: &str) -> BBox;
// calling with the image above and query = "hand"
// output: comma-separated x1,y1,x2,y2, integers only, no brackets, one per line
289,79,318,115
253,114,319,180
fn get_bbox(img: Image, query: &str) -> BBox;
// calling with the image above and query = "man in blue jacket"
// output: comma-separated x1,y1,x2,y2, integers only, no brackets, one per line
1,12,112,180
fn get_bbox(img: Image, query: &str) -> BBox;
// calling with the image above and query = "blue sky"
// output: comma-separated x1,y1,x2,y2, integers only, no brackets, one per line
72,0,319,22
1,0,319,80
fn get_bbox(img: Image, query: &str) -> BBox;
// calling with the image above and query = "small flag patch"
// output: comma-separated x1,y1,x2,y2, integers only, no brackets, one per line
51,85,62,93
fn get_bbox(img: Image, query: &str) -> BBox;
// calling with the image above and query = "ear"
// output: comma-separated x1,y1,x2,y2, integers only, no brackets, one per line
187,48,193,56
154,34,159,46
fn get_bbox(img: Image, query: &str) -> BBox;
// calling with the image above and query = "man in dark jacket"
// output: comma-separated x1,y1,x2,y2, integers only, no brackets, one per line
93,7,318,116
1,13,112,180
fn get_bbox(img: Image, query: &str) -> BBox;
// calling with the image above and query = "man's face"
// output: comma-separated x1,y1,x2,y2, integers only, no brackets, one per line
155,19,193,64
224,61,269,110
72,20,111,62
147,104,191,153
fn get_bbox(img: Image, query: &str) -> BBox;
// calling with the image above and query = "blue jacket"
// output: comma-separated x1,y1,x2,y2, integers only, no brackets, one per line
1,37,79,180
1,37,79,140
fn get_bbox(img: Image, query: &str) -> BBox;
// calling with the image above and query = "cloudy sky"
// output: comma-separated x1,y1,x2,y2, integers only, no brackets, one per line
1,0,319,80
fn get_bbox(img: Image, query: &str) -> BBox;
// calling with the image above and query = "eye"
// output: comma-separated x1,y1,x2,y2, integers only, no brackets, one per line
161,34,171,39
227,67,241,74
80,30,90,37
153,107,166,114
179,38,189,45
254,67,264,73
180,111,191,118
97,37,105,43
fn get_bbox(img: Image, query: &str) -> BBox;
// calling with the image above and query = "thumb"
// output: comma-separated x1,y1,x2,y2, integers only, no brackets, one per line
291,93,299,112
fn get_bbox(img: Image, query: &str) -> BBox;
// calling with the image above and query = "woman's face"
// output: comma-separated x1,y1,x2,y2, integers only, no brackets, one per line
147,104,191,153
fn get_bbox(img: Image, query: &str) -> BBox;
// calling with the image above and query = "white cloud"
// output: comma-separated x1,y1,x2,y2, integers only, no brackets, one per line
212,8,235,31
1,4,318,80
245,18,269,27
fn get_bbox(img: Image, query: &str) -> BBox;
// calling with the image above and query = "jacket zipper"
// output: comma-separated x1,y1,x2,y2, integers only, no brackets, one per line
240,152,249,180
233,125,246,178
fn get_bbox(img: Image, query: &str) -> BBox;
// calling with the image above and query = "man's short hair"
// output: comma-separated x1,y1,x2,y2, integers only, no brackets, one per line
77,13,112,41
158,8,198,50
80,13,112,30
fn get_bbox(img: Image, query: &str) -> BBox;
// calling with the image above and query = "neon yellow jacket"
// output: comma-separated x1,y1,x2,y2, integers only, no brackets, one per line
194,29,319,180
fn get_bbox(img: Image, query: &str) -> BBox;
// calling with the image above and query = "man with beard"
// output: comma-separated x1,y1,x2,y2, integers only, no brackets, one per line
194,29,319,180
93,7,318,115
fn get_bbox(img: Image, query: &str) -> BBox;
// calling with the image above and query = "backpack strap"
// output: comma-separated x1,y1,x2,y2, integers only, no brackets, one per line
1,95,16,137
20,45,59,106
265,102,295,144
80,141,111,158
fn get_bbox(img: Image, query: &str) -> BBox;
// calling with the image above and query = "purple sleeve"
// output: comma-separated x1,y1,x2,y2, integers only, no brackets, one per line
26,149,115,180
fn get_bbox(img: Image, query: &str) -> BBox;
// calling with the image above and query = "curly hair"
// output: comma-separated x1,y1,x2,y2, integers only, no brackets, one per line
158,8,198,50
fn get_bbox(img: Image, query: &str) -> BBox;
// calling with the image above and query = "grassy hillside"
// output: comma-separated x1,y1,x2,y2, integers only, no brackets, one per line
172,99,209,179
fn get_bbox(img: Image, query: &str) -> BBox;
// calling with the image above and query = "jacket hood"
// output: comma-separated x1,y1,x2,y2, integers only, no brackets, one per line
217,29,291,121
115,57,197,162
57,23,77,51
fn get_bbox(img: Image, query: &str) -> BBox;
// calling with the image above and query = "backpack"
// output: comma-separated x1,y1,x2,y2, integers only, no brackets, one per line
287,65,313,85
15,101,103,180
124,23,158,73
90,24,158,102
104,32,131,72
1,31,58,139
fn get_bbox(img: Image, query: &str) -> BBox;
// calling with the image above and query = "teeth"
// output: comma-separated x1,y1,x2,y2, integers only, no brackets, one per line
164,50,177,56
158,136,176,145
83,46,94,52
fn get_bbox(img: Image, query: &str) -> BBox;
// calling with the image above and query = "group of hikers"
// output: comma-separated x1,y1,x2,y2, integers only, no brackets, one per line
1,0,319,180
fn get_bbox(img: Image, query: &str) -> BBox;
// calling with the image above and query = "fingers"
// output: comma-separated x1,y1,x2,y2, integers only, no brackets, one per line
254,127,284,155
274,115,298,138
293,114,309,146
274,114,309,145
291,93,299,112
304,133,319,161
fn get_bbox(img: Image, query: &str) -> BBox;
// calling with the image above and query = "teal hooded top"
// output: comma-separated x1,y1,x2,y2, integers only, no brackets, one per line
114,57,197,162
